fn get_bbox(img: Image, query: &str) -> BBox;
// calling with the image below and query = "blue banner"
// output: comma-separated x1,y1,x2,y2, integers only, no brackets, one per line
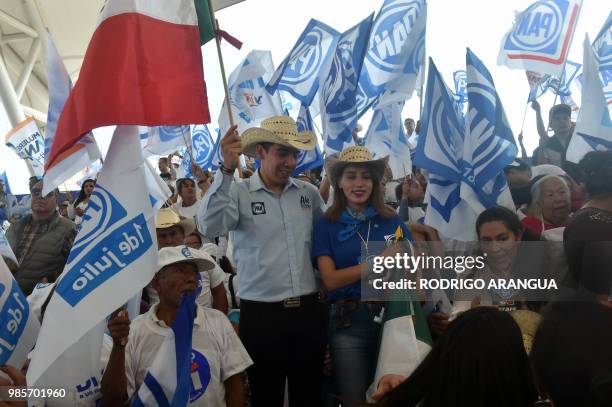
293,104,324,175
464,48,517,209
266,19,340,105
321,14,374,154
357,0,427,114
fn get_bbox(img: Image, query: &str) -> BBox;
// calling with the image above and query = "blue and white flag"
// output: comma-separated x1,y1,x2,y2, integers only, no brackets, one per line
43,30,102,195
364,102,412,179
357,0,427,113
320,14,374,154
0,171,10,194
592,12,612,107
266,19,340,105
498,0,582,78
141,126,191,157
133,292,196,406
453,70,467,114
527,60,582,102
0,256,40,369
190,125,216,171
463,49,517,213
219,50,284,136
414,59,476,240
294,104,324,175
567,35,612,163
210,129,224,172
27,126,158,403
0,228,17,265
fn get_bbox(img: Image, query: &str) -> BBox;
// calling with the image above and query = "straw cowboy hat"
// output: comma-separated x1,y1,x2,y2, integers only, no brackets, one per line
241,116,317,158
155,208,195,236
510,309,542,354
325,146,389,185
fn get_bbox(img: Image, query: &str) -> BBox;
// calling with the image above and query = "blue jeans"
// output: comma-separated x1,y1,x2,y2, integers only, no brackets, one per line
329,302,382,405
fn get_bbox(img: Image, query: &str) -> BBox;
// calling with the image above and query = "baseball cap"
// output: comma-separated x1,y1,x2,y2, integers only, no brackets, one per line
157,246,215,274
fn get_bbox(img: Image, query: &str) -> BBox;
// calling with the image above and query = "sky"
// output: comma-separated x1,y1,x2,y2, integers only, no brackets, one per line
0,0,609,194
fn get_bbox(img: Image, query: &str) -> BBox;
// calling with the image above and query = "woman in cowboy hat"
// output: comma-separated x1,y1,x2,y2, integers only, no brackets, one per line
312,146,414,406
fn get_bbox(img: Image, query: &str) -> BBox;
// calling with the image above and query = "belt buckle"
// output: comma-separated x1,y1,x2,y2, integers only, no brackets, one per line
283,296,301,308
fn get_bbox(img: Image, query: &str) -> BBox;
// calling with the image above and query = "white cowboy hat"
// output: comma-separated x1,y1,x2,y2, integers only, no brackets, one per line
241,116,316,158
325,146,388,185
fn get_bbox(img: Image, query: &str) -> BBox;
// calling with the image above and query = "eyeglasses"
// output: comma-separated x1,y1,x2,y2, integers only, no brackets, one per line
30,188,55,199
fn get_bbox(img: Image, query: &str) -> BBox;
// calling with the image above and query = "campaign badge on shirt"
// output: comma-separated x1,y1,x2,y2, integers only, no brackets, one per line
190,349,212,402
300,195,312,212
251,202,266,215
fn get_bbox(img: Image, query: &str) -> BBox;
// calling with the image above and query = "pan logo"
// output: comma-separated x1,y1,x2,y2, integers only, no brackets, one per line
189,349,211,402
67,185,127,263
284,28,325,84
157,126,190,143
365,0,423,72
192,127,214,167
506,0,565,54
57,184,153,307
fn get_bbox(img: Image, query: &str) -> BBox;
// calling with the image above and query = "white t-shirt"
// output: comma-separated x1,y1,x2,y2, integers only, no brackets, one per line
125,305,252,406
173,198,202,220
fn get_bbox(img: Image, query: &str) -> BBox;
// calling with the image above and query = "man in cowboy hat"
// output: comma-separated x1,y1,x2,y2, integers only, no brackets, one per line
198,118,327,407
153,208,228,314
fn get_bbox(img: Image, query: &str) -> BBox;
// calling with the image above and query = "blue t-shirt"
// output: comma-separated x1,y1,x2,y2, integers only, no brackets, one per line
312,213,412,302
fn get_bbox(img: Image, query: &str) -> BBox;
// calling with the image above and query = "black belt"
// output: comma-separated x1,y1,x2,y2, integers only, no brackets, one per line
241,293,321,310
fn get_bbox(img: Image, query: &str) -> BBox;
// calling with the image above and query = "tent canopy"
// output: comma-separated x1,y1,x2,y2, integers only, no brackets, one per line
0,0,243,129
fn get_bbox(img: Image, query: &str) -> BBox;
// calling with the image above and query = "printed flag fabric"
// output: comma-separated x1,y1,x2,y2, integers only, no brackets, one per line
5,117,45,177
320,14,374,155
46,0,210,171
497,0,582,78
266,19,340,105
567,35,612,163
27,126,158,404
43,30,102,195
132,292,197,406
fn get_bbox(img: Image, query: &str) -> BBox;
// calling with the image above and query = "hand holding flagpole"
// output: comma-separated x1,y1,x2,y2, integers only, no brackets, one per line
207,0,243,177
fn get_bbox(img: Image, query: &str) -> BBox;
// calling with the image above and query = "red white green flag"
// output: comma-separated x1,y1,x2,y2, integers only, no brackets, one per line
46,0,213,170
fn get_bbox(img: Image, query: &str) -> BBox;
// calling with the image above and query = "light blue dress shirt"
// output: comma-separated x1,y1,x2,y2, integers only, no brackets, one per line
198,169,325,302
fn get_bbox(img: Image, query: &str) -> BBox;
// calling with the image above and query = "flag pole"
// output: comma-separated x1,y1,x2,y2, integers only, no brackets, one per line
519,99,529,135
207,0,243,178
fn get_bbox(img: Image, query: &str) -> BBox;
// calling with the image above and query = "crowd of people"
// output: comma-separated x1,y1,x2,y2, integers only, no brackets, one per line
0,104,611,407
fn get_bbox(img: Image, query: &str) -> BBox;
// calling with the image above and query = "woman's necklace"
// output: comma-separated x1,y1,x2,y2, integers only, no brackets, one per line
355,221,372,255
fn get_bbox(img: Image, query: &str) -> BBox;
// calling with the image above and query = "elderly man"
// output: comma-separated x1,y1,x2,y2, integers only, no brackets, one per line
152,208,228,314
6,179,77,295
102,246,252,406
198,117,327,407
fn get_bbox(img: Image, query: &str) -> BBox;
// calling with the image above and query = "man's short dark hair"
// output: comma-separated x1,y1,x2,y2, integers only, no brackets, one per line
503,158,531,174
549,104,571,120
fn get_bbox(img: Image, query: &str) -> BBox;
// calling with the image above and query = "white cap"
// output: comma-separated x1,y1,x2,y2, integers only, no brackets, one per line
157,246,215,274
171,156,181,165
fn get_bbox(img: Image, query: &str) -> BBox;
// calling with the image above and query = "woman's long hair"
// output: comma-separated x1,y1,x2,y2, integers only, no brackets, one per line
375,307,538,407
74,179,95,208
325,164,396,221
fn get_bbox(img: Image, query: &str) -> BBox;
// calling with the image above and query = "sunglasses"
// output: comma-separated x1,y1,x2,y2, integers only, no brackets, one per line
30,188,55,199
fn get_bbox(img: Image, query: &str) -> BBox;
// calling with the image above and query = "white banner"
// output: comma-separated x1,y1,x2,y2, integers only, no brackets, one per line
5,117,45,177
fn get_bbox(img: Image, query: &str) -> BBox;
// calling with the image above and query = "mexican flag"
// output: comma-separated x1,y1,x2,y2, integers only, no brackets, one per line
46,0,215,170
368,226,433,399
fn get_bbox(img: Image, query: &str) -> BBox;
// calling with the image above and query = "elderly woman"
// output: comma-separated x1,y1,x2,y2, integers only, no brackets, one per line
521,175,571,239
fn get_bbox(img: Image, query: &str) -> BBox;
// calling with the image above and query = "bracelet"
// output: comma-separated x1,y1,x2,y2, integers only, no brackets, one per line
220,165,234,176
